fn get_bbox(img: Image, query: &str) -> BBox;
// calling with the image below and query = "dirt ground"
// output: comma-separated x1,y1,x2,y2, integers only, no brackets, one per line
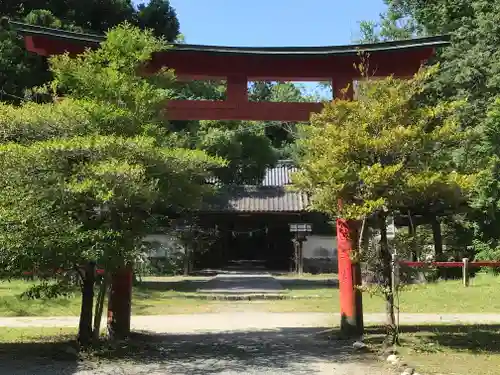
0,312,393,375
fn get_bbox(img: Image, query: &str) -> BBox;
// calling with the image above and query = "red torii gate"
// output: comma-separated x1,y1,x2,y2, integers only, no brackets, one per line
10,20,449,335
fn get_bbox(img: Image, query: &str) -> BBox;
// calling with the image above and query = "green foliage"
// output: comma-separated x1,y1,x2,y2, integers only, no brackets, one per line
2,0,179,37
293,67,475,220
48,23,173,119
355,1,423,43
0,0,180,105
0,26,50,104
196,120,277,184
21,280,76,299
24,9,63,28
139,250,184,276
357,21,382,43
0,24,224,279
136,0,180,41
248,81,308,158
383,0,474,36
366,1,500,253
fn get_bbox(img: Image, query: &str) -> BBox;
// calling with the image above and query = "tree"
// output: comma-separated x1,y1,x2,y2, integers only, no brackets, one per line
2,0,179,36
169,80,309,184
362,1,500,253
293,67,475,344
195,120,277,184
0,19,52,104
0,24,224,346
248,81,308,159
136,0,180,40
0,0,180,105
382,0,474,37
355,0,423,43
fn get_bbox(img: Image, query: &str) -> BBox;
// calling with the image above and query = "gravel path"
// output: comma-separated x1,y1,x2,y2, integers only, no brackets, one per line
2,312,498,374
3,331,391,375
2,312,500,331
0,312,397,375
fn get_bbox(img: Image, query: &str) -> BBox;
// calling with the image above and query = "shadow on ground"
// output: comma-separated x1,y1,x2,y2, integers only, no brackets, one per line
364,324,500,354
136,278,339,294
136,279,209,292
278,279,339,290
0,335,81,375
0,327,380,375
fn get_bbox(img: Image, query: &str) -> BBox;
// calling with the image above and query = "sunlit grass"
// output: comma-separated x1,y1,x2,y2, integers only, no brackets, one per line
0,327,77,343
365,323,500,375
395,272,500,313
1,272,499,317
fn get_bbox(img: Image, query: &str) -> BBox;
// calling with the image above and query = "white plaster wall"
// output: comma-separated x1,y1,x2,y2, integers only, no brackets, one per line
143,234,184,258
303,235,337,259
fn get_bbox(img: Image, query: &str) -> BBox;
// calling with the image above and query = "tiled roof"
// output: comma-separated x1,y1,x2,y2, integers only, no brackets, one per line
261,163,297,186
207,161,297,187
204,186,309,213
203,162,309,213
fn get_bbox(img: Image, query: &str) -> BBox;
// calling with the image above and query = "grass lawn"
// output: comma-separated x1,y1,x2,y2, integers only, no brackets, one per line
365,324,500,375
1,272,500,316
0,327,76,343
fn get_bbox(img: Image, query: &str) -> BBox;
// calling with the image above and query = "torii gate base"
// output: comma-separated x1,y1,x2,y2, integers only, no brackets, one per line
337,219,363,336
13,21,446,337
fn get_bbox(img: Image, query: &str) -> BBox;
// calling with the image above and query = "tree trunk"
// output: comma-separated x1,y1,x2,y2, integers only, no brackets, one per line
107,265,133,340
408,218,417,262
190,241,197,274
78,262,95,348
431,216,444,278
183,246,190,276
379,214,397,346
92,273,108,344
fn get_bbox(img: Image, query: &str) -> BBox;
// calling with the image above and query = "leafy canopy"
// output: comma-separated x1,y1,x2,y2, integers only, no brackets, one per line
0,0,180,105
359,1,500,246
293,67,475,219
0,24,224,276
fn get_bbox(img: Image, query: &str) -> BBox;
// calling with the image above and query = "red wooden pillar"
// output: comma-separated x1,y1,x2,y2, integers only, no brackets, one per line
107,265,133,339
334,77,364,336
227,75,248,105
337,218,363,335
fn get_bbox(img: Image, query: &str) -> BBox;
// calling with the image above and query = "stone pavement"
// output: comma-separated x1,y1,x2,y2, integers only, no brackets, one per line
196,272,285,295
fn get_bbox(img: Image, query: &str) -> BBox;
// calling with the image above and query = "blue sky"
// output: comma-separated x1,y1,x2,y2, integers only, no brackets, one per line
163,0,386,47
135,1,388,97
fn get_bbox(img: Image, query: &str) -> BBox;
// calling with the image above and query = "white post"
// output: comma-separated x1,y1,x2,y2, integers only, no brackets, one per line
392,251,400,328
463,258,470,287
390,215,399,293
391,252,400,295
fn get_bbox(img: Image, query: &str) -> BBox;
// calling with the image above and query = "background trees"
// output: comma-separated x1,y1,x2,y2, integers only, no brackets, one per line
0,0,180,105
356,0,500,264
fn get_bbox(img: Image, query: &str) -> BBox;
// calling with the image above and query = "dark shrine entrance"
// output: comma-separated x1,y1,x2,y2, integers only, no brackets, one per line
230,223,268,263
11,18,450,336
194,213,300,272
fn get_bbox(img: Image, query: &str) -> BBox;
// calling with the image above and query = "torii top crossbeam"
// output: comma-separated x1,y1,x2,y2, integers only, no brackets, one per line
9,20,449,122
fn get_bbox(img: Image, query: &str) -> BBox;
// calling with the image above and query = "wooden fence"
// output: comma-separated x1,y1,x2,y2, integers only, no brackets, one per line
398,259,500,287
